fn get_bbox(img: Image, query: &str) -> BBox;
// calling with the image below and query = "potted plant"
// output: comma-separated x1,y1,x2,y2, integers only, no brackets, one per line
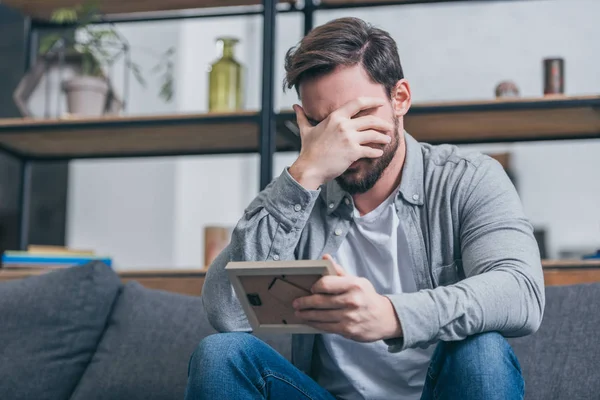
40,4,175,117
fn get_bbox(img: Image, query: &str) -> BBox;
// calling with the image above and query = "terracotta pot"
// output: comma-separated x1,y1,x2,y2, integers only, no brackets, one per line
204,226,232,269
62,76,109,117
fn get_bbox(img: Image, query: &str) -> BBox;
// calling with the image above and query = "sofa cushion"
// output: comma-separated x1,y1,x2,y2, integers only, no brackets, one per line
509,282,600,400
70,282,214,400
0,262,120,400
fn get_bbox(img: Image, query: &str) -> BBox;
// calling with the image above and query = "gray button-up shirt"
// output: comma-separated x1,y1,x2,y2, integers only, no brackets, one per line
203,132,545,377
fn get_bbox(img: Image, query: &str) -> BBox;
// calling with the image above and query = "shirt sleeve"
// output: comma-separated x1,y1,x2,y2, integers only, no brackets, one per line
384,158,545,352
202,168,321,332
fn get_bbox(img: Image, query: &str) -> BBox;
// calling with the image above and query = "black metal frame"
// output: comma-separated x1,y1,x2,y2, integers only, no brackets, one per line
303,0,316,35
12,0,595,249
316,0,532,10
18,16,36,250
17,161,32,249
259,0,278,190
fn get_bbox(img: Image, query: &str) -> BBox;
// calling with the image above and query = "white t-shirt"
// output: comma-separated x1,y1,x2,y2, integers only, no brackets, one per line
314,187,434,400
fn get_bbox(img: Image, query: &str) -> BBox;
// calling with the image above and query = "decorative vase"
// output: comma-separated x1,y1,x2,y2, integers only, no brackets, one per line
62,75,109,117
208,37,243,112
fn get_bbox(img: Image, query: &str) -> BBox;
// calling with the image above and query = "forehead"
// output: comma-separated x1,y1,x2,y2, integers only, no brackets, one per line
299,65,387,121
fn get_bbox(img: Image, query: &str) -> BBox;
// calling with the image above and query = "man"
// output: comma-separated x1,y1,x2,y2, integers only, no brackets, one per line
185,17,544,400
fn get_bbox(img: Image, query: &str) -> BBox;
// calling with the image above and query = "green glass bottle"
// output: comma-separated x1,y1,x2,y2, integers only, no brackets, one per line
208,37,243,112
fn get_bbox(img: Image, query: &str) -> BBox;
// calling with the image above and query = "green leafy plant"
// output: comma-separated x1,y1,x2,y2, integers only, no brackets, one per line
40,4,175,102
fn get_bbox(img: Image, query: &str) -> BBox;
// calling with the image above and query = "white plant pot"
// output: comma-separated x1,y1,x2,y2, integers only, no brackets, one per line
63,76,109,117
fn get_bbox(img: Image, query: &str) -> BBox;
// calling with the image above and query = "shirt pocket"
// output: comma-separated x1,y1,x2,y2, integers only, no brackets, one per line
431,260,462,287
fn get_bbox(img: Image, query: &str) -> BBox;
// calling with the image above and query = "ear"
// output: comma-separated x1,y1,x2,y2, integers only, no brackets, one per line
391,79,411,118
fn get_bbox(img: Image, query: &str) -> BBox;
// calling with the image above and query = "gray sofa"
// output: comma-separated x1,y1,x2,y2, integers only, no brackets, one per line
0,262,597,399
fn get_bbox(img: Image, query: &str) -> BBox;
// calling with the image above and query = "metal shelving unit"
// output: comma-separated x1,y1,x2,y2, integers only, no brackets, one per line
2,0,599,252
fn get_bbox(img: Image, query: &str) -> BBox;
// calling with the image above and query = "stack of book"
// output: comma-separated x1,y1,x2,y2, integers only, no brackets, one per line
583,250,600,260
1,245,112,269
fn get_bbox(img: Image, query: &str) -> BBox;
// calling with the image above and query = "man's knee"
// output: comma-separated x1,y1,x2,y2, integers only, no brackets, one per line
433,332,524,399
442,332,521,377
189,333,259,374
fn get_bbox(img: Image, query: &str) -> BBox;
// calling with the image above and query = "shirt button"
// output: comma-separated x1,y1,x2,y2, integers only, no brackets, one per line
344,198,350,206
272,254,280,261
334,228,343,236
294,204,301,212
412,194,420,201
328,202,335,209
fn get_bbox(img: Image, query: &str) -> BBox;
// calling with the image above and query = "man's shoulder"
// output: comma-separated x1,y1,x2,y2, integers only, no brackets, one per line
416,140,504,195
420,141,491,171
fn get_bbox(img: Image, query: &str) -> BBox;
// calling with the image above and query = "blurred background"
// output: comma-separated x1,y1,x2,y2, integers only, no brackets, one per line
0,0,598,270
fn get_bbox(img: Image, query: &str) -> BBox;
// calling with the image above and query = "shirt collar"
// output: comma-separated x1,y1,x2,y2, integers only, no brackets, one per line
321,178,348,215
398,131,425,206
321,131,424,213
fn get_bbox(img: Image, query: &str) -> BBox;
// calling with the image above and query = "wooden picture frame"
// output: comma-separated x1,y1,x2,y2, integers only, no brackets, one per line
225,260,336,334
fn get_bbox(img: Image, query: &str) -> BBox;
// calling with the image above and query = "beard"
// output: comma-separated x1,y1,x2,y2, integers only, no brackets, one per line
335,114,400,195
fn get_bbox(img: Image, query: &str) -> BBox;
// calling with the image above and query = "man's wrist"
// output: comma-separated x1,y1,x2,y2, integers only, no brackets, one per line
381,295,403,340
289,161,323,191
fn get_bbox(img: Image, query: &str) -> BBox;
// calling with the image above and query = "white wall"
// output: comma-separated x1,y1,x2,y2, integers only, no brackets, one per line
171,14,301,268
66,0,600,268
66,158,177,267
311,0,600,258
313,1,600,104
66,22,180,268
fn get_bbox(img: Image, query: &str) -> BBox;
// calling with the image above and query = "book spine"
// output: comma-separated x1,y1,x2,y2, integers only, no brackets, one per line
2,256,112,267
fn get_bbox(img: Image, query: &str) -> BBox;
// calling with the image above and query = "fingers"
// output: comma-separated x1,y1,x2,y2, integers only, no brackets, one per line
354,130,392,146
303,321,344,334
349,115,394,133
336,97,386,118
293,293,346,310
295,309,343,323
323,254,347,276
359,146,385,159
293,104,311,131
312,275,357,295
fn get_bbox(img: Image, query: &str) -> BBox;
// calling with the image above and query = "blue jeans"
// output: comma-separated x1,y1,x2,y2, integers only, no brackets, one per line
185,332,524,400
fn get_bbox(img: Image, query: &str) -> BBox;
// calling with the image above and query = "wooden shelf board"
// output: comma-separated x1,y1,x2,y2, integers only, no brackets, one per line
541,259,600,269
3,262,599,291
318,0,514,8
117,269,207,277
3,260,596,279
407,96,600,144
0,267,206,278
322,0,443,4
280,95,600,145
1,96,598,160
0,267,206,296
5,0,517,18
3,0,293,19
543,267,600,286
408,94,600,108
0,111,298,160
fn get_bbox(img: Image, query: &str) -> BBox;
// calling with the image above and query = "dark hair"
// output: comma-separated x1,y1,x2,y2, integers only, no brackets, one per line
283,17,404,97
